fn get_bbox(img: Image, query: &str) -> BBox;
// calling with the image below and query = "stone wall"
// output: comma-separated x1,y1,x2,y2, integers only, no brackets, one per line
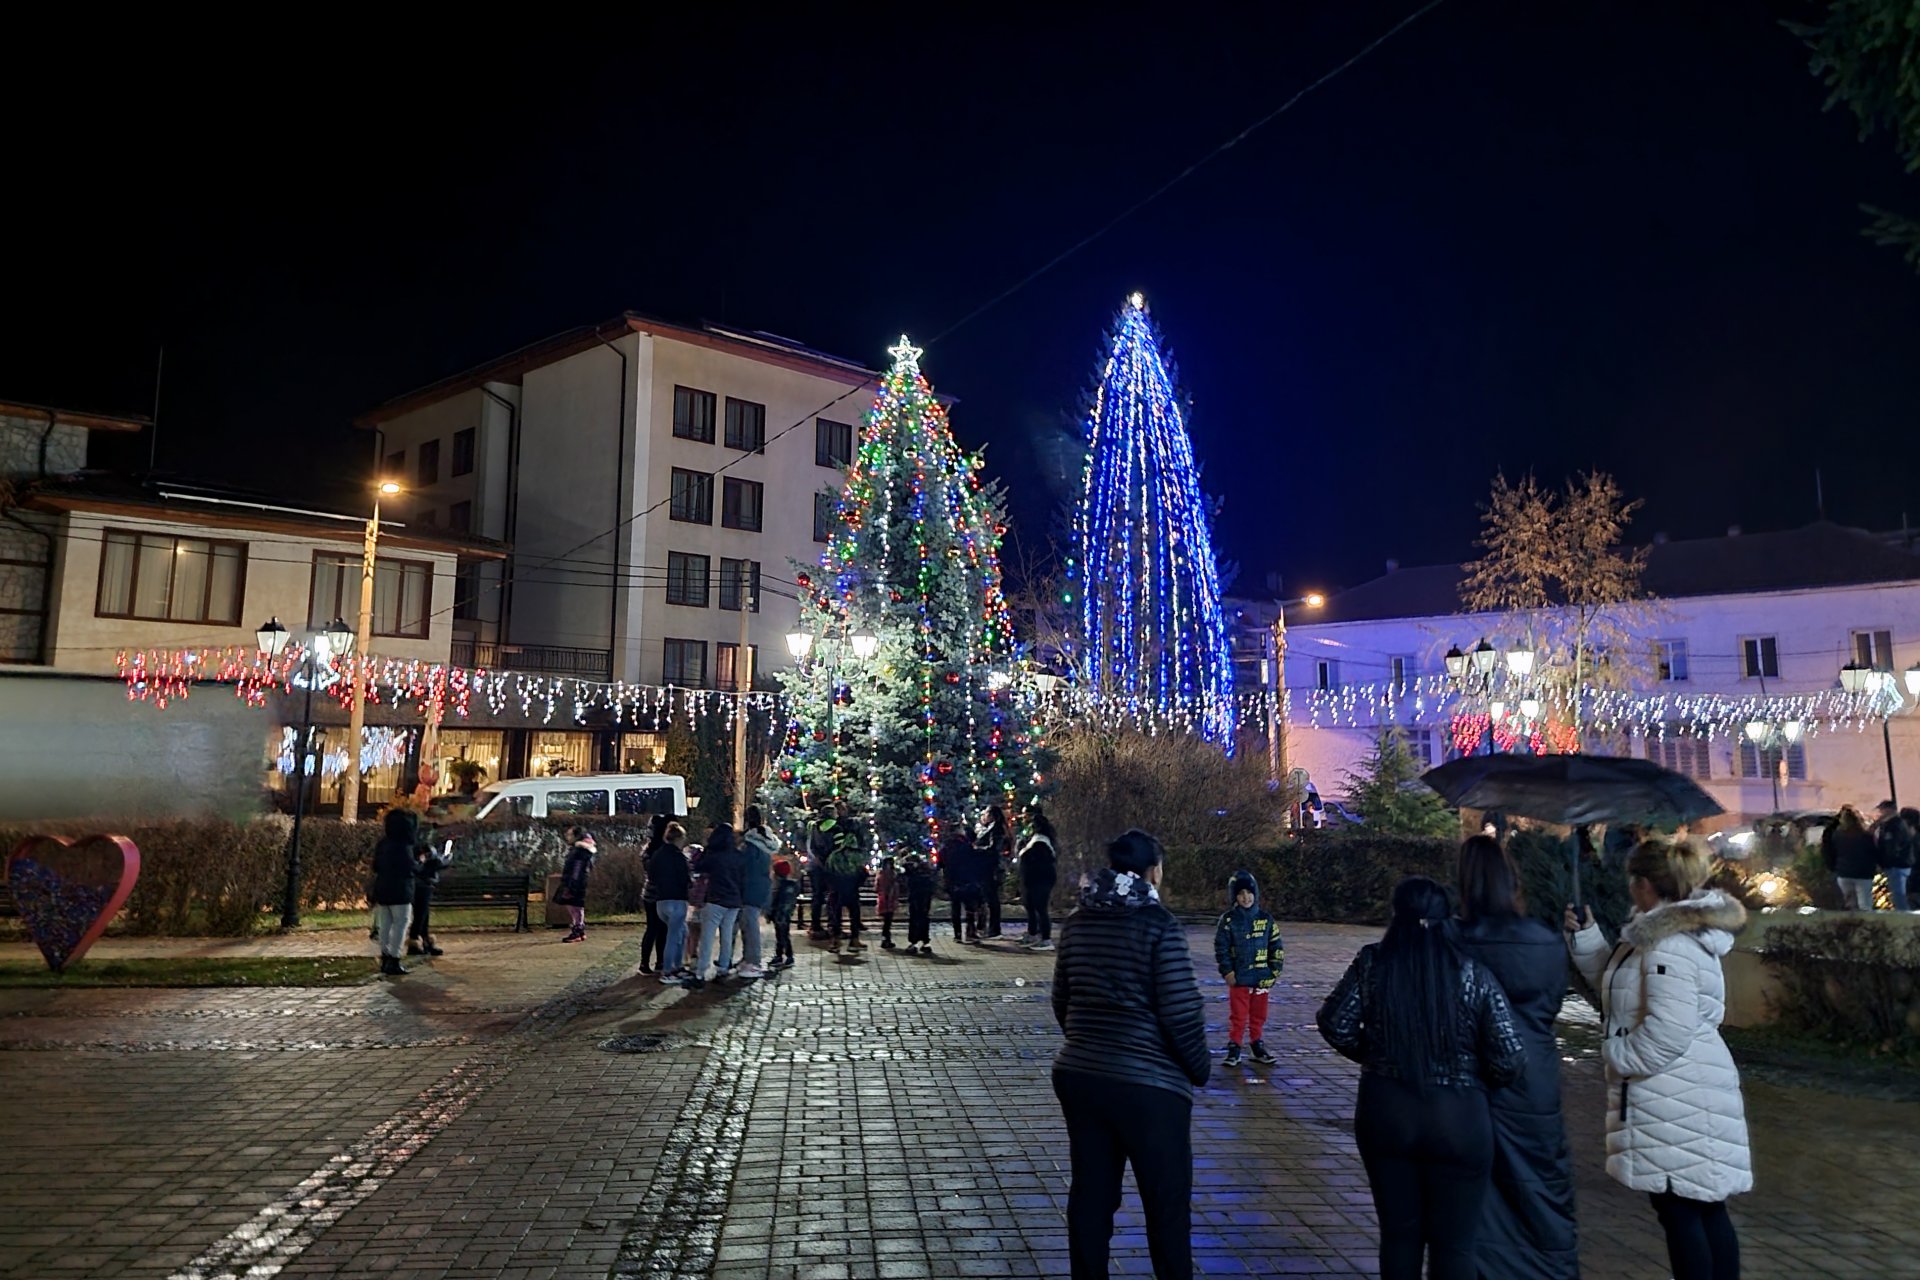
0,512,53,663
0,412,87,477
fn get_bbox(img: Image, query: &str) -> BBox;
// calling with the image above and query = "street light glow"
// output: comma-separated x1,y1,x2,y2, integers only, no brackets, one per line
1302,592,1325,608
850,633,879,660
785,631,813,659
378,481,402,495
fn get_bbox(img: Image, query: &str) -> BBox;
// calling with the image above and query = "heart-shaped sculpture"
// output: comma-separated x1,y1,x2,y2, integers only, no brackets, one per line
7,835,141,972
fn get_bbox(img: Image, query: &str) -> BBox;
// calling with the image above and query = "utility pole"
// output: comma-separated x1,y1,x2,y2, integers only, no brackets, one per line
733,575,756,826
342,483,395,821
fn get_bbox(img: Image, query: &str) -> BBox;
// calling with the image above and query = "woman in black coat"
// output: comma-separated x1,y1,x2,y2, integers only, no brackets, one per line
555,827,596,942
1455,836,1578,1280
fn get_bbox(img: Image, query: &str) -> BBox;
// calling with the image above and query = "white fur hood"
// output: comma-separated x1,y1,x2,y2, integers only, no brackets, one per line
1620,888,1746,957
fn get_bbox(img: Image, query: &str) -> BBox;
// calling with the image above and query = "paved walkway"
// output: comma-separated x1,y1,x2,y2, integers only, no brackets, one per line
0,920,1914,1278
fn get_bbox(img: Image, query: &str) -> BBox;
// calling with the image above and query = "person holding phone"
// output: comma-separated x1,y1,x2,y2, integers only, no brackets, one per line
407,835,451,958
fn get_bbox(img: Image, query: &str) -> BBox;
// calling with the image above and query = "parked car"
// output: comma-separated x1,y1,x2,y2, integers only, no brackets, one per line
471,772,689,821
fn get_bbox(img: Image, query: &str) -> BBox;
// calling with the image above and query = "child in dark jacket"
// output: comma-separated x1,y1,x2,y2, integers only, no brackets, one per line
1214,869,1285,1066
875,857,900,949
904,854,938,956
767,858,802,969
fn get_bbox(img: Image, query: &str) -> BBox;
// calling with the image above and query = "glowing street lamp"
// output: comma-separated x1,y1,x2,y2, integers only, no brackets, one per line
850,633,879,660
258,616,352,927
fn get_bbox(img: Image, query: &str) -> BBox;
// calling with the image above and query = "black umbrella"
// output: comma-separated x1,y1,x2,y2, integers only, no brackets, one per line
1422,754,1725,910
1421,754,1724,828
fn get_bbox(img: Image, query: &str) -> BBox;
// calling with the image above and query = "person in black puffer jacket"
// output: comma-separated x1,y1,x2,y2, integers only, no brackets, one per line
1874,802,1916,911
370,808,419,976
1051,829,1208,1280
1823,805,1880,910
1318,876,1526,1280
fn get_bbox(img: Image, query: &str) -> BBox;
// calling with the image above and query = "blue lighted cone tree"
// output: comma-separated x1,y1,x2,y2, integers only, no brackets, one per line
1070,293,1235,744
765,338,1046,854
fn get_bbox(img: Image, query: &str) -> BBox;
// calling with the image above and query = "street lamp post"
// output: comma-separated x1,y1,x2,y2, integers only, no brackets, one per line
342,479,403,823
1841,660,1920,807
1267,592,1324,825
1743,718,1805,813
259,615,354,927
1445,637,1534,755
785,627,878,798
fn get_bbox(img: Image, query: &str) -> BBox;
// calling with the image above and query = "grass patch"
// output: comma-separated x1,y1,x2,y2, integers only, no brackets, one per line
0,956,374,988
295,909,648,931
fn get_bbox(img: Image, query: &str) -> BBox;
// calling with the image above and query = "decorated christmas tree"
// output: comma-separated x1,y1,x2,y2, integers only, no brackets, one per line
765,337,1044,854
1070,293,1235,743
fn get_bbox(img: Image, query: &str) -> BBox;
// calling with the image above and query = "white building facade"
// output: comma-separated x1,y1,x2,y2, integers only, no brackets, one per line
1261,523,1920,823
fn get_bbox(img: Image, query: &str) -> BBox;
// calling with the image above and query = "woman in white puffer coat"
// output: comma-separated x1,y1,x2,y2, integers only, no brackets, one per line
1565,839,1750,1280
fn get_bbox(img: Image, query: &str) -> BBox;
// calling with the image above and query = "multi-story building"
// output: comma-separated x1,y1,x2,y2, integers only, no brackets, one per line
0,400,497,818
1244,522,1920,823
359,312,878,779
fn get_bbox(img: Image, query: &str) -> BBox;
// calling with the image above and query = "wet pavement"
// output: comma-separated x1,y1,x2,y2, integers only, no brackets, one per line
0,921,1914,1277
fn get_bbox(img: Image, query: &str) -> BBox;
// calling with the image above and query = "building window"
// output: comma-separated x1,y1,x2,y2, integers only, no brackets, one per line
1316,660,1338,691
673,386,716,443
310,553,431,638
1398,727,1434,769
1656,639,1690,683
666,552,711,607
1390,656,1414,691
719,558,761,612
717,642,761,691
96,530,247,624
452,565,481,621
670,468,713,524
722,478,764,532
815,418,853,468
1645,727,1710,781
448,501,472,533
1853,629,1895,669
1741,636,1779,680
813,491,836,543
1738,740,1807,782
384,450,405,479
418,439,440,486
663,638,706,687
724,398,766,452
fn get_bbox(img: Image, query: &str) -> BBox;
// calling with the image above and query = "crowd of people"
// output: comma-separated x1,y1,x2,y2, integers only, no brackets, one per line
1050,827,1753,1280
1822,800,1918,911
548,798,1064,988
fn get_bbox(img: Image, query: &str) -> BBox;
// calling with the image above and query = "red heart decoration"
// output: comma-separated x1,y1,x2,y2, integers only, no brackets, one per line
7,835,141,972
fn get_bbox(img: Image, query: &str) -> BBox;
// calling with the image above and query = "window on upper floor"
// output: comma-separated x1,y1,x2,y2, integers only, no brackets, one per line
722,477,763,532
1645,727,1710,781
724,398,766,452
452,428,475,477
813,491,836,543
1316,659,1338,691
1853,629,1895,670
310,553,431,638
1390,656,1415,691
1738,739,1807,782
663,638,706,687
670,468,713,524
96,530,247,625
448,501,472,533
719,558,761,612
417,439,440,486
666,551,711,607
815,418,853,468
1741,636,1779,680
717,641,761,692
1656,638,1689,682
1398,726,1434,769
452,565,481,621
673,386,716,443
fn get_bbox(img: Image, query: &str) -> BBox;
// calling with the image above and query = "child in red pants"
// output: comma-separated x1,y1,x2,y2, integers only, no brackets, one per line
1214,870,1285,1067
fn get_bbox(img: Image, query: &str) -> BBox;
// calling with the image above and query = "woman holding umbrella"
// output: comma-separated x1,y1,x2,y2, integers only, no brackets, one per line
1566,839,1750,1280
1456,836,1578,1279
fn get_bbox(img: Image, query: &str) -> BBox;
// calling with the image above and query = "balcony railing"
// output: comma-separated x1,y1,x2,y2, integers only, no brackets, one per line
450,640,612,681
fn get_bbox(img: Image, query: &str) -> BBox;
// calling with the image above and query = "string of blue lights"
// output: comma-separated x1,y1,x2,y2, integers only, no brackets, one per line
1072,293,1236,746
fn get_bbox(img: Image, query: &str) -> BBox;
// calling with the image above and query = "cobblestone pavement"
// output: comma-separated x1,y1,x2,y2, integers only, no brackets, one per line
0,920,1914,1278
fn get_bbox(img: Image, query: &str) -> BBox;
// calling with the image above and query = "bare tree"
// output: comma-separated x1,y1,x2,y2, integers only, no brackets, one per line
1461,471,1653,738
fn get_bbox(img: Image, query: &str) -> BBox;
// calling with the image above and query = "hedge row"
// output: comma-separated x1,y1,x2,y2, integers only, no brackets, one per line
1157,831,1457,924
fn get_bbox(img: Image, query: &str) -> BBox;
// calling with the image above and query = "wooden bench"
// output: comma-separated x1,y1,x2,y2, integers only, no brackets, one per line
431,873,532,932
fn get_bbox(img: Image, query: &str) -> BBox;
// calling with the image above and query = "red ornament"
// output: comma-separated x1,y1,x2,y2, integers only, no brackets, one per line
890,589,903,602
780,769,795,783
944,672,961,685
937,761,954,776
813,731,828,742
796,572,812,588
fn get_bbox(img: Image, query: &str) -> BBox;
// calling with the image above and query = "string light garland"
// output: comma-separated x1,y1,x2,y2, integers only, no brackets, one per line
1071,293,1236,746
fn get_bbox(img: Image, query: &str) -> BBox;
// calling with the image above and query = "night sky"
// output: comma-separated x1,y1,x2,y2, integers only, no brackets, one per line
9,2,1917,597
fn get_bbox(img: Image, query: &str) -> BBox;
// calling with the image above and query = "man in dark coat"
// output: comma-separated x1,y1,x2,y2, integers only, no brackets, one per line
370,808,419,976
1873,801,1915,911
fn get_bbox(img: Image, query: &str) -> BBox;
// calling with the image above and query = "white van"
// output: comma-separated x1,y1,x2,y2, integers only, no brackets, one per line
471,773,691,821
